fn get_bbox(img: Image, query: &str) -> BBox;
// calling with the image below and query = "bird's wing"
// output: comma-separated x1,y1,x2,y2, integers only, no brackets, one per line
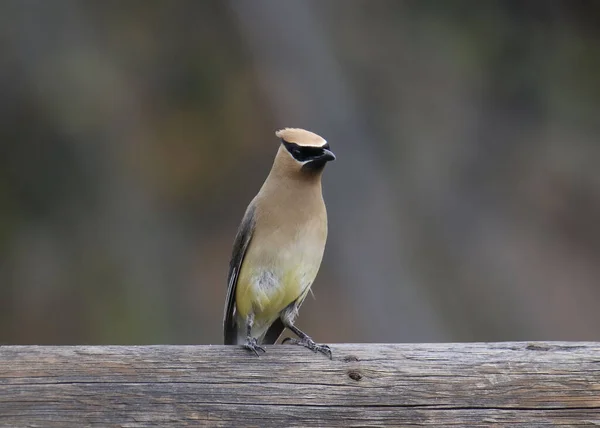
223,203,256,344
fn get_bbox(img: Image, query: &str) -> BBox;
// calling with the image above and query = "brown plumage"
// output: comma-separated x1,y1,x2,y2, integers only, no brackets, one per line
223,128,335,357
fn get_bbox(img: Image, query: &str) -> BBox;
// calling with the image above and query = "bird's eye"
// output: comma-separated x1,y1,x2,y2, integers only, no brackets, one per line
282,141,309,161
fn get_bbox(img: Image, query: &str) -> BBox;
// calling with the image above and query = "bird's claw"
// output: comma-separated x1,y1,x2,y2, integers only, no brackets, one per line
243,337,266,356
283,336,332,359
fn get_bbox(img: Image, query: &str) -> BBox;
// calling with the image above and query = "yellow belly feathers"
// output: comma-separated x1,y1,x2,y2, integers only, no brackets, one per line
235,242,323,331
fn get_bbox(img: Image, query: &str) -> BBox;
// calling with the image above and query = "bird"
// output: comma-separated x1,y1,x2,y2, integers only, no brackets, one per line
223,128,335,358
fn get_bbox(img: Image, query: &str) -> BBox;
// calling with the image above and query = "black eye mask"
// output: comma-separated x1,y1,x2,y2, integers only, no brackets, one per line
282,140,331,162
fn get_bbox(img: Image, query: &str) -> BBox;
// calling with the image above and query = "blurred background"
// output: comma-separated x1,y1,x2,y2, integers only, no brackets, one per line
1,0,599,345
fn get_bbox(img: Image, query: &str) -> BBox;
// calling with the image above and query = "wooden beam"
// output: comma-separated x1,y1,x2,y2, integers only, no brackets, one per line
1,342,599,426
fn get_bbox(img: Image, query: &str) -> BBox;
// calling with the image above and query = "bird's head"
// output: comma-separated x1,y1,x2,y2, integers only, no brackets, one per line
274,128,335,175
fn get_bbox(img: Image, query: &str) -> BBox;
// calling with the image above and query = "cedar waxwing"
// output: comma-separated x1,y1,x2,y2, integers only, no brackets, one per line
223,128,335,358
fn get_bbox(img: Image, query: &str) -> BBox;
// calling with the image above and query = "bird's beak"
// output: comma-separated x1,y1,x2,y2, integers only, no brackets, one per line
321,148,336,162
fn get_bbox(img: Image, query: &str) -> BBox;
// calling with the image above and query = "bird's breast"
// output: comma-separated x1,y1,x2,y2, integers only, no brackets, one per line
235,222,326,322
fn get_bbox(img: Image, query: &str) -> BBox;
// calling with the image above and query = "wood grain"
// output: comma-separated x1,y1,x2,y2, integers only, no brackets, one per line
1,342,599,426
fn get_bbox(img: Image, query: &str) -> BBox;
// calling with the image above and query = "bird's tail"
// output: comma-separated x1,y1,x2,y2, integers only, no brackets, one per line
223,323,240,345
260,318,285,345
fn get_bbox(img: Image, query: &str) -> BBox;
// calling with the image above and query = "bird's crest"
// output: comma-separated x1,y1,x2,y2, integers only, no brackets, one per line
276,128,327,148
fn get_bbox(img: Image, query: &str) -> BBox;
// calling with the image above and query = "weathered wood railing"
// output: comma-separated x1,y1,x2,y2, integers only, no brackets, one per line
1,342,599,426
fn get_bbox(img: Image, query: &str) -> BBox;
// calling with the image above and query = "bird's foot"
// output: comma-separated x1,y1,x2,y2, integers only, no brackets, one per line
283,336,332,359
243,337,266,356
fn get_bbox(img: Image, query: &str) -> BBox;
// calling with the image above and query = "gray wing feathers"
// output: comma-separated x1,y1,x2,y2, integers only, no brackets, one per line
223,204,256,344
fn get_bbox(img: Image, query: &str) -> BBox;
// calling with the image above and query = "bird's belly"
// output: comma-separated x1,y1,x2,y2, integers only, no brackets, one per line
235,248,322,325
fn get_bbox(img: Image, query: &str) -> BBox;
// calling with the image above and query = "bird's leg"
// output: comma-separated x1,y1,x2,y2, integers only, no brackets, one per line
243,313,265,356
281,310,332,359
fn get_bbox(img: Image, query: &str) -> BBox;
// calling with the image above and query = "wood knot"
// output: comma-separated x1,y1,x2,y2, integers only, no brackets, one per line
343,355,359,362
348,370,362,381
